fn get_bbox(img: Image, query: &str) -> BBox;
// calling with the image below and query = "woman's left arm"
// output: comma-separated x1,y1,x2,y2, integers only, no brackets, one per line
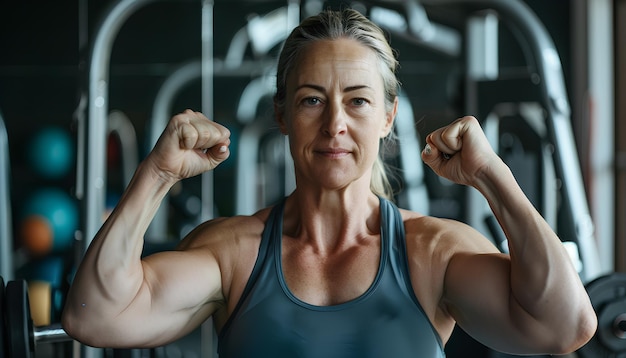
422,116,597,355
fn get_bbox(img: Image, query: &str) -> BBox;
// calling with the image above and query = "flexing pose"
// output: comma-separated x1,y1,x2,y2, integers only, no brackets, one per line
63,8,596,357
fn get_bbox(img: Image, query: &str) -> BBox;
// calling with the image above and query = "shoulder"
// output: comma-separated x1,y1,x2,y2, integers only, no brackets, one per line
174,207,275,303
398,208,498,255
177,207,273,251
174,207,275,282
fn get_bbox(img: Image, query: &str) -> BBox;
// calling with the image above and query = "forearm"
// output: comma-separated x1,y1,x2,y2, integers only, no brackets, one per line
64,160,174,325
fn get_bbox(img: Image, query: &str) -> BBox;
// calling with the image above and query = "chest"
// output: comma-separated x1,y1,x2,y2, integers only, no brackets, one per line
217,231,447,358
281,236,381,306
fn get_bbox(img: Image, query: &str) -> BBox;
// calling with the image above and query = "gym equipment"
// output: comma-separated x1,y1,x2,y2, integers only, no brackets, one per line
19,216,53,257
28,281,52,327
1,276,6,357
2,278,72,358
394,91,430,215
19,255,65,295
0,114,14,281
107,110,138,189
366,0,461,56
578,272,626,357
21,188,79,254
224,5,297,69
27,127,75,179
236,114,293,214
235,74,292,215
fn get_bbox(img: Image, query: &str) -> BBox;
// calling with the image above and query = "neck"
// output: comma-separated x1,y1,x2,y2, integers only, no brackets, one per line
282,188,381,254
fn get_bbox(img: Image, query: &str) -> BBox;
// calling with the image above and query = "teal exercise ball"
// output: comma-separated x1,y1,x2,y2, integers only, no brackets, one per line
22,188,78,253
28,127,75,179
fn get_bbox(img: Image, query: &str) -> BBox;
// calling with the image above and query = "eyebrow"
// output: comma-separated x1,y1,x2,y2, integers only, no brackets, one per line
295,84,372,93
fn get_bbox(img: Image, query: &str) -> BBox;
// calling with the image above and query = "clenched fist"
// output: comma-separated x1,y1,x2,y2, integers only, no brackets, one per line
146,110,231,184
421,116,504,188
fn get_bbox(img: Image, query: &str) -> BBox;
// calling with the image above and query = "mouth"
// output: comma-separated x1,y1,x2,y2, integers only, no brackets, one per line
315,148,351,159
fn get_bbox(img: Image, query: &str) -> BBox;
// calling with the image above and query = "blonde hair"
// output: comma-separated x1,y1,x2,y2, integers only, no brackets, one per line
274,8,399,199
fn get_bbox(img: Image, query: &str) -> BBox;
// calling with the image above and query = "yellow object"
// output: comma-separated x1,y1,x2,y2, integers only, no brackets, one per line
28,280,51,327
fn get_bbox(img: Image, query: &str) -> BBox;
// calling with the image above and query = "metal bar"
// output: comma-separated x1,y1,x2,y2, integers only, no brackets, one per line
84,0,155,248
0,113,13,281
201,0,215,222
367,1,461,57
615,0,626,272
466,11,498,81
200,3,217,357
34,324,70,345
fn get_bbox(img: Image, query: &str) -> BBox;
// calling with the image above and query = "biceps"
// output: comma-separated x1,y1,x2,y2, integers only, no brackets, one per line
443,253,548,353
142,250,223,312
109,251,223,346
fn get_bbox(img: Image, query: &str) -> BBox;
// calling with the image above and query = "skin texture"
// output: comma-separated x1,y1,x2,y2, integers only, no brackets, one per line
62,38,597,354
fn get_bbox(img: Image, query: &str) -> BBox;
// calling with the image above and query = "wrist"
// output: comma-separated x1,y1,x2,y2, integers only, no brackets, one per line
139,156,179,190
472,159,520,204
129,160,178,202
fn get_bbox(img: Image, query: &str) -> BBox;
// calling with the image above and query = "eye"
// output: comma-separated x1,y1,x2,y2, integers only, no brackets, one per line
303,97,322,106
352,98,368,106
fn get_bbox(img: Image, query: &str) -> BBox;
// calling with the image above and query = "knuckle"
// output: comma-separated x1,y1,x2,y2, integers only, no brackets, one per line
171,113,189,127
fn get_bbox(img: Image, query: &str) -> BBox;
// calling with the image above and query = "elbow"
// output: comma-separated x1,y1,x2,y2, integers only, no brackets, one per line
61,307,106,348
571,307,598,352
61,308,88,345
551,306,598,355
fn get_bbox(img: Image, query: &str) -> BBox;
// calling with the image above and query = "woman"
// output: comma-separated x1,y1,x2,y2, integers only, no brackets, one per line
62,8,596,357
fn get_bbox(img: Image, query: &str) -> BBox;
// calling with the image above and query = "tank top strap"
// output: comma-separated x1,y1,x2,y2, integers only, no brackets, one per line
244,198,285,299
218,198,285,340
379,197,426,308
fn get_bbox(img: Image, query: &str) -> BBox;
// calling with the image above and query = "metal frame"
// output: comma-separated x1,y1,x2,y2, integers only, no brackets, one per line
0,112,14,281
394,91,430,215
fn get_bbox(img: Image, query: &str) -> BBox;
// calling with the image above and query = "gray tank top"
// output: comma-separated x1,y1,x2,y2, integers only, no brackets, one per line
218,197,445,357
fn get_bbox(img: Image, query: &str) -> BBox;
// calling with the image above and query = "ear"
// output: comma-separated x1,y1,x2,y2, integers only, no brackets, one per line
381,97,398,138
275,102,288,135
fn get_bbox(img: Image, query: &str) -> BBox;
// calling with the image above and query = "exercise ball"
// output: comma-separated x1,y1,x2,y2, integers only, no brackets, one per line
21,188,78,253
19,215,53,256
27,126,74,179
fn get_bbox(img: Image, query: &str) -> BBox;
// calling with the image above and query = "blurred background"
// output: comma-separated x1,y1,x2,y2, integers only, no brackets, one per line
0,0,623,357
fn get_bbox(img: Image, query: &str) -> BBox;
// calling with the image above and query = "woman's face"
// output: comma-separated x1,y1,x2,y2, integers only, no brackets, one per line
277,38,396,192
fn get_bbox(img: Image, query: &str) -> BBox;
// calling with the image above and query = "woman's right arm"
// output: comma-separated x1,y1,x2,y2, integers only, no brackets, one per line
62,110,231,348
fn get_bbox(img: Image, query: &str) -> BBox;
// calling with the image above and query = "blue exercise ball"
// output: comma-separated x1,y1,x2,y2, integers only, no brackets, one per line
22,188,79,252
28,127,75,179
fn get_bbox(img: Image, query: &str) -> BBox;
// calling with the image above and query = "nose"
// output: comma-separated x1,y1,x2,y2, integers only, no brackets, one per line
323,102,347,137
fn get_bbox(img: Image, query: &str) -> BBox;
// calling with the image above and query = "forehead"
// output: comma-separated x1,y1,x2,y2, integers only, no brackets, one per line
290,38,383,88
